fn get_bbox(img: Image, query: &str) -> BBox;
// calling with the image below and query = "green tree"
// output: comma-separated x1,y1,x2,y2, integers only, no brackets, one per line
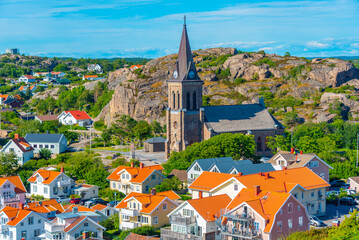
85,166,109,189
163,133,256,174
0,152,19,176
99,188,124,202
39,148,52,160
155,176,182,192
101,130,111,147
132,120,152,142
53,63,68,72
151,121,163,136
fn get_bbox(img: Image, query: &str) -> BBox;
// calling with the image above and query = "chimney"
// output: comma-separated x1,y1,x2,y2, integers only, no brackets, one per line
265,173,270,179
60,167,64,173
73,207,78,214
130,162,134,168
254,185,260,196
19,203,24,209
140,163,144,169
258,172,262,176
82,231,89,239
151,188,156,195
290,147,295,154
238,172,243,176
283,167,287,170
300,150,303,154
14,134,19,139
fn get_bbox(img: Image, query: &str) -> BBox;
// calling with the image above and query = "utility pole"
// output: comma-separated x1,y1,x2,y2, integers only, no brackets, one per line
356,132,358,168
90,127,92,151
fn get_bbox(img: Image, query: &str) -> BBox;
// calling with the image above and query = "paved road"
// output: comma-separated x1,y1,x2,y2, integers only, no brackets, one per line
67,147,167,164
314,203,357,228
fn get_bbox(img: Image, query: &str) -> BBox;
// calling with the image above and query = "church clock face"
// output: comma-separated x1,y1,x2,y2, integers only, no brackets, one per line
189,70,195,79
173,71,178,78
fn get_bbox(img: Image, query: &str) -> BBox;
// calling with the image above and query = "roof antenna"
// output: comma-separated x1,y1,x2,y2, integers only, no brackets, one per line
183,15,187,26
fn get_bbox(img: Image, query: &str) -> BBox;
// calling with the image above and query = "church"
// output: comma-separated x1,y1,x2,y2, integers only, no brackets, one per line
165,19,284,158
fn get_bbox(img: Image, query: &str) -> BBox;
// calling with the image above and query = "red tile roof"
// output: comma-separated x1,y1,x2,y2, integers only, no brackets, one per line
0,176,27,194
187,194,231,222
83,75,98,79
130,65,143,69
27,169,62,185
64,215,86,233
107,165,163,183
24,75,35,79
124,233,159,240
12,137,34,153
65,110,91,120
91,204,107,211
115,190,180,214
35,114,59,122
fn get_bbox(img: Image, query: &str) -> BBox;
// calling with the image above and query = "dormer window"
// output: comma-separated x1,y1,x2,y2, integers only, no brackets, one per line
194,164,200,172
278,160,286,166
212,167,219,173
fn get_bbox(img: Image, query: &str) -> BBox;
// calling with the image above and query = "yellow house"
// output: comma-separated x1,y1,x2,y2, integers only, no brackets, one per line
116,189,180,230
107,163,165,194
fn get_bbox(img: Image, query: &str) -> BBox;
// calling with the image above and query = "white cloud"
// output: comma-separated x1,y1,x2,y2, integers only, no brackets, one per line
306,41,330,48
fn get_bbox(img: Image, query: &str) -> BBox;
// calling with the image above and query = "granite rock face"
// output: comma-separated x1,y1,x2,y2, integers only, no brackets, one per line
95,48,359,125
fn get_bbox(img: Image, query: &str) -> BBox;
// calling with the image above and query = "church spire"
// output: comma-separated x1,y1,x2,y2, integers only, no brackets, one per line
174,16,199,81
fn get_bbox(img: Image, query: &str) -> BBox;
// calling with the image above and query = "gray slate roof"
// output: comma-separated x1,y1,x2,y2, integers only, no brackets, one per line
231,162,275,175
192,157,234,172
144,137,167,143
203,104,283,133
188,157,275,176
25,133,64,143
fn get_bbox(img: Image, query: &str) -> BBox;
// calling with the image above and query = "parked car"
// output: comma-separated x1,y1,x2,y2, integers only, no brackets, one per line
70,198,81,204
326,190,340,197
107,200,120,207
79,199,89,205
56,196,71,204
309,215,324,227
85,198,107,208
331,180,346,188
340,197,354,205
345,189,356,195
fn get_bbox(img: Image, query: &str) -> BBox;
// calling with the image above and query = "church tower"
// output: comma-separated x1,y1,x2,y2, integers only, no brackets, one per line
165,17,203,158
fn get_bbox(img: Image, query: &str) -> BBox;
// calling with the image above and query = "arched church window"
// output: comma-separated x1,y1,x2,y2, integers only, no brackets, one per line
177,92,180,109
193,91,197,110
187,92,191,110
172,91,175,109
257,136,262,151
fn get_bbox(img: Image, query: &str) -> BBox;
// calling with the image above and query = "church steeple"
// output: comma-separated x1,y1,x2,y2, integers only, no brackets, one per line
172,16,200,81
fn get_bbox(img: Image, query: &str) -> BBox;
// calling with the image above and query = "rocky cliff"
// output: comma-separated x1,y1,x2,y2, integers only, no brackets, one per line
96,48,359,125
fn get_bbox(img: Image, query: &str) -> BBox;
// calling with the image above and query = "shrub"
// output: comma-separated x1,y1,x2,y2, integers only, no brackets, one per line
234,78,246,84
253,58,277,68
39,148,52,160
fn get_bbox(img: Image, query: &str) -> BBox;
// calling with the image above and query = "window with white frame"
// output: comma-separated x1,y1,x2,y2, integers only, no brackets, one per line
122,174,125,179
193,164,201,172
44,187,48,194
299,216,303,226
288,203,293,213
122,215,129,221
33,185,37,192
28,217,34,225
163,202,167,210
254,222,259,230
308,161,319,168
288,218,293,229
234,184,238,191
153,216,158,224
277,221,282,231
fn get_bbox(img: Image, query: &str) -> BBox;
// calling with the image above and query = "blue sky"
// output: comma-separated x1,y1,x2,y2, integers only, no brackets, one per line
0,0,358,58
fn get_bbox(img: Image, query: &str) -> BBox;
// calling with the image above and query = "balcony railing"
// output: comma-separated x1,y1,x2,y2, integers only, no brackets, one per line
170,215,196,225
121,221,138,229
160,227,202,240
121,208,140,217
0,195,20,203
220,226,261,239
0,224,8,233
56,180,72,187
44,223,65,233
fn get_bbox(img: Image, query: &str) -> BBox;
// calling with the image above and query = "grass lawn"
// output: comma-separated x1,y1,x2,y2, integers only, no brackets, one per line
104,229,120,239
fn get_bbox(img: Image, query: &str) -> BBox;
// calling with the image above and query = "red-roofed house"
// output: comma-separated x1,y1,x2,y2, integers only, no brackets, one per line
0,176,27,209
27,167,75,199
130,65,143,70
218,188,309,240
116,189,180,230
162,194,231,240
0,205,48,240
91,204,117,217
0,134,34,165
189,167,330,216
58,110,92,127
18,75,36,84
107,162,165,195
